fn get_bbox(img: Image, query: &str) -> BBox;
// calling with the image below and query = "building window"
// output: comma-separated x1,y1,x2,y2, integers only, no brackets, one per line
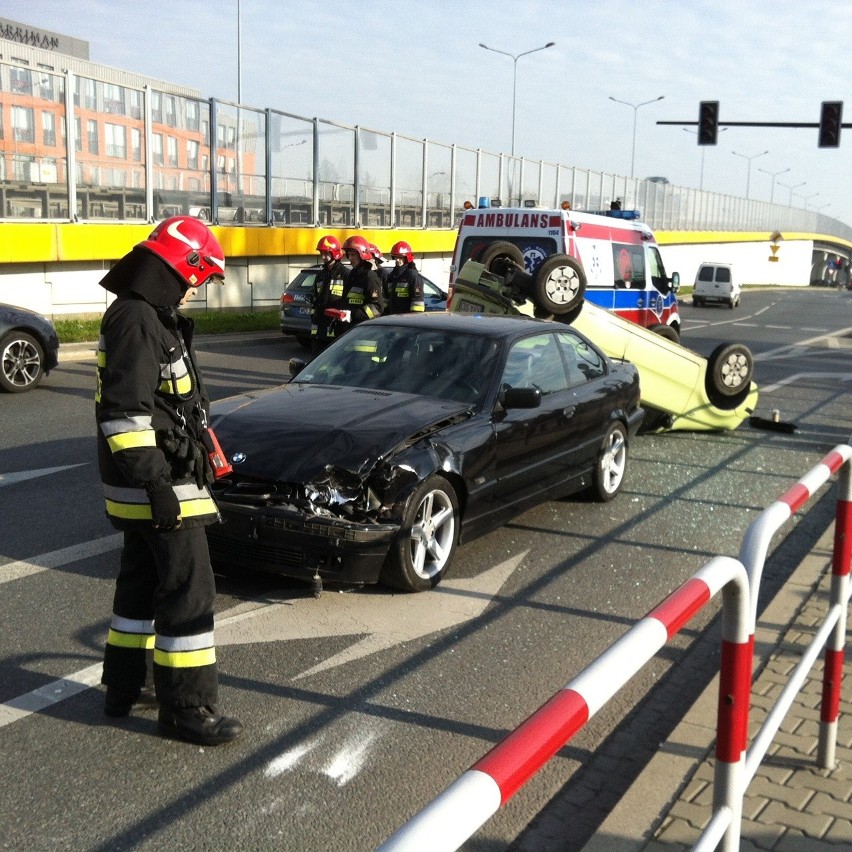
131,127,142,162
167,136,178,167
87,119,98,154
42,111,56,147
0,105,4,141
13,154,35,182
103,83,125,116
152,133,164,165
10,67,32,95
164,95,176,127
105,123,126,158
128,89,142,120
186,139,199,170
74,116,82,151
37,73,55,102
151,91,162,124
83,77,97,110
13,106,35,143
186,100,200,132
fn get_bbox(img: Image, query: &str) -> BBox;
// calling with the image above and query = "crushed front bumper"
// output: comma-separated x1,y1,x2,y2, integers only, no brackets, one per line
206,501,399,585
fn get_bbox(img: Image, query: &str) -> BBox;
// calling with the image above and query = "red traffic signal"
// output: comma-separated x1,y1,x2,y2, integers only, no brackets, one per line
698,101,719,145
818,101,842,148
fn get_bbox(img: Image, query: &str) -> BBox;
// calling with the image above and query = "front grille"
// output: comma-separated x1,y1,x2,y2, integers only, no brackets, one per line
206,529,303,569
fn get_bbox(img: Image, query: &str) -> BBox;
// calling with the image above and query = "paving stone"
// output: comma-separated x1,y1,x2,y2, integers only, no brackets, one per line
665,800,711,830
773,827,839,851
652,817,699,846
756,801,833,837
825,816,852,843
746,773,813,809
739,817,786,846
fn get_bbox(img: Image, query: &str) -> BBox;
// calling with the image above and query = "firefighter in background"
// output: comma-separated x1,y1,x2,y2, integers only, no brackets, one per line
384,240,425,314
310,234,349,354
369,243,390,300
96,216,242,746
325,235,383,333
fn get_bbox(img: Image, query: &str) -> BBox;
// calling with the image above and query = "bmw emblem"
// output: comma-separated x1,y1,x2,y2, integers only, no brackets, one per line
232,452,247,464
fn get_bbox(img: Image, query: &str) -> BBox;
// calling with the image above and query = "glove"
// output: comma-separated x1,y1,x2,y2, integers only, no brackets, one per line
324,308,351,323
148,485,182,531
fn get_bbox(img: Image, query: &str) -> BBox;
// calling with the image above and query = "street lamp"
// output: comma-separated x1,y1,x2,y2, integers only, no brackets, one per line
683,126,727,190
778,179,806,206
478,42,555,156
796,191,820,209
731,149,768,199
757,166,790,204
609,95,665,178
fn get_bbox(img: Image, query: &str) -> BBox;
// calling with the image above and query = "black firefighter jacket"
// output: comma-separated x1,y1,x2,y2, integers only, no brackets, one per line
95,248,219,530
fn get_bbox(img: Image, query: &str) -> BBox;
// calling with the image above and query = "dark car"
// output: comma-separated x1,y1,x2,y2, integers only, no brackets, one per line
0,303,60,393
208,313,643,592
280,265,448,349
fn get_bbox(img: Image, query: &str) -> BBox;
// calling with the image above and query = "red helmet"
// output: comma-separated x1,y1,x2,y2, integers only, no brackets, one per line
138,216,225,288
316,234,343,260
390,240,414,263
342,235,373,262
369,243,385,263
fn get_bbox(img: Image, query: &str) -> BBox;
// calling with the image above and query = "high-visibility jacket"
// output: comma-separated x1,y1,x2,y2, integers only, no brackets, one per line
310,259,349,346
95,250,219,529
385,262,425,314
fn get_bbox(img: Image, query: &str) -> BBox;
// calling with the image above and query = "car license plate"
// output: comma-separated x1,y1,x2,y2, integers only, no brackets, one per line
456,298,485,313
294,306,309,316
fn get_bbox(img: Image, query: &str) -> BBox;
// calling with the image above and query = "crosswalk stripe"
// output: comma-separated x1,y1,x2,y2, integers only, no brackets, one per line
0,534,123,585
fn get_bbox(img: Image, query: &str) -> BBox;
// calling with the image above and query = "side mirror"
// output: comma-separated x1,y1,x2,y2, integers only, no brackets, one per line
289,357,306,378
671,271,681,292
502,386,542,409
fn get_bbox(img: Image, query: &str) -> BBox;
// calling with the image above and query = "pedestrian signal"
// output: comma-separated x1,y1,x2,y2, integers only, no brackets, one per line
698,101,719,145
818,101,842,148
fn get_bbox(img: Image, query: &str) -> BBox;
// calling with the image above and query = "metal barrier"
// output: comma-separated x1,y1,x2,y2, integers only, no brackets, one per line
379,440,852,852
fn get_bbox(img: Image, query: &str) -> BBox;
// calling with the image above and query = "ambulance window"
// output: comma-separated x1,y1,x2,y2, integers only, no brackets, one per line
460,237,558,274
612,244,645,290
648,247,671,294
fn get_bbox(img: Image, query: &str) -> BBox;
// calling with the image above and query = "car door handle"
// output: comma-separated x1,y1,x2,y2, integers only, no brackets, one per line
563,405,576,418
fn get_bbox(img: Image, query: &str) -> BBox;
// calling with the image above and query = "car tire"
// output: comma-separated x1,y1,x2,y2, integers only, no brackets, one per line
381,475,459,592
586,422,629,502
481,241,525,274
693,296,703,307
648,323,680,343
533,255,586,315
706,342,754,403
0,331,45,393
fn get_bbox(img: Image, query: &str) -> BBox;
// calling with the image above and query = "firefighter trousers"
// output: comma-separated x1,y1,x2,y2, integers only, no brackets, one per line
102,524,219,709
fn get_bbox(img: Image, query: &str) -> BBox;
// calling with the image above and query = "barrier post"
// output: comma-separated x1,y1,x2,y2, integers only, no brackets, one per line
818,460,852,768
712,561,752,852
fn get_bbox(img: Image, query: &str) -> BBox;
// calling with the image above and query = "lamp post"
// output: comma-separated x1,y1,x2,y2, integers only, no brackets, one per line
478,42,555,156
683,126,727,190
756,166,790,204
731,149,768,199
778,179,806,206
796,191,820,209
608,95,665,178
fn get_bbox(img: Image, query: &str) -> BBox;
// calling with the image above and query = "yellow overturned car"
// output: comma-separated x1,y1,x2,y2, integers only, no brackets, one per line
449,260,757,432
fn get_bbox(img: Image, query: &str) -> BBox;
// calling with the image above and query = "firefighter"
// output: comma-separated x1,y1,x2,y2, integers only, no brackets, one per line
326,235,383,333
96,215,242,746
369,243,391,302
384,240,425,314
310,234,349,355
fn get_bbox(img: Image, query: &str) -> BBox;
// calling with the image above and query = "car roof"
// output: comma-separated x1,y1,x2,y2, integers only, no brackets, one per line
368,311,552,339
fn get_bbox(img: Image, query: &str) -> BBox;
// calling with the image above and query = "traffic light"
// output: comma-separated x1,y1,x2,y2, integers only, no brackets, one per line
698,101,719,145
818,101,843,148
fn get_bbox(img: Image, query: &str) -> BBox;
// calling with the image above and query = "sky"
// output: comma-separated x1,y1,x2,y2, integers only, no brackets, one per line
8,0,852,224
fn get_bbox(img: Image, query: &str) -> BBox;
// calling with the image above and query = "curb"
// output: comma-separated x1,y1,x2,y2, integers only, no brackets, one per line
581,522,836,850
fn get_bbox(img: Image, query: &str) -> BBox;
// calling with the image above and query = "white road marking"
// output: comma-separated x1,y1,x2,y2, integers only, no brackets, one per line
0,663,102,728
216,552,526,680
0,534,123,585
760,373,852,394
0,550,526,729
0,464,87,488
755,325,852,362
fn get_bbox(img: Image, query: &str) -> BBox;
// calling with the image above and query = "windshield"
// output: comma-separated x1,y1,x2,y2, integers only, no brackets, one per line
297,324,501,405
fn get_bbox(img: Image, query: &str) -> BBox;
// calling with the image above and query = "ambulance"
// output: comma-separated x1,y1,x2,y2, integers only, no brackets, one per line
449,201,682,340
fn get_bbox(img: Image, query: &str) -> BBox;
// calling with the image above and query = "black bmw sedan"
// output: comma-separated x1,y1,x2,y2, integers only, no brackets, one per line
0,302,60,393
207,313,643,592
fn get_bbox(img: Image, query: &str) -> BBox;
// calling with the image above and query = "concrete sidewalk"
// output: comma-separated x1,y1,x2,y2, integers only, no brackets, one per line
583,523,852,851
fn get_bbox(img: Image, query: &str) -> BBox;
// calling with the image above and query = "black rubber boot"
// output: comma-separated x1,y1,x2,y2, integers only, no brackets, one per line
158,705,243,746
104,686,158,718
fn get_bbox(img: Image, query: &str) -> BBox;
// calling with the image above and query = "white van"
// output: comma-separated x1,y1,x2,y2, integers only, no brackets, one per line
693,263,740,308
